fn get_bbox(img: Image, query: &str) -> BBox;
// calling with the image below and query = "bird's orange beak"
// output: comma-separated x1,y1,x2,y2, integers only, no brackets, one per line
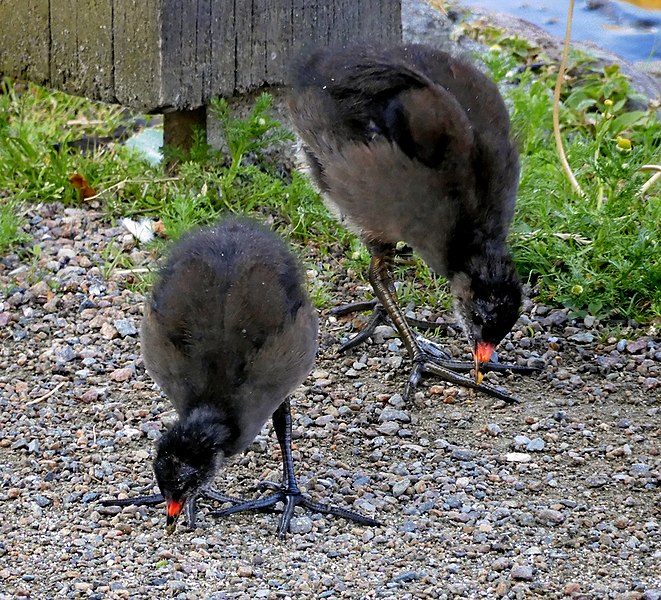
165,498,184,534
474,342,495,384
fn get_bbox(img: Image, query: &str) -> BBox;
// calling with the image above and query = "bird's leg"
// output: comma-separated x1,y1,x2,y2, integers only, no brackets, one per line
365,245,534,404
211,399,382,538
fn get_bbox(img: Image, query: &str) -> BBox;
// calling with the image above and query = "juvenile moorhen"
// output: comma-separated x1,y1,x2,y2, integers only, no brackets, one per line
288,43,537,402
101,218,380,536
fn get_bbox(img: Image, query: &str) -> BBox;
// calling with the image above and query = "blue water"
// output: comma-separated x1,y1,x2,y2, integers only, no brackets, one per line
458,0,661,62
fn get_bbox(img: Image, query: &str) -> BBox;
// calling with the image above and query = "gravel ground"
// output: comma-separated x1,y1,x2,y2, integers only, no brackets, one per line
0,201,659,600
1,3,660,597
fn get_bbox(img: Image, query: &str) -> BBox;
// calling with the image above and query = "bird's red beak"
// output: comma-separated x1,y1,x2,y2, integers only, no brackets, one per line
473,342,495,384
165,498,184,534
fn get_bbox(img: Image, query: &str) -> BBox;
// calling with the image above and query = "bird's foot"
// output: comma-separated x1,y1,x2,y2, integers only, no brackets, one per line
415,336,540,375
99,486,245,529
331,300,388,352
210,481,382,538
405,337,541,404
331,301,452,353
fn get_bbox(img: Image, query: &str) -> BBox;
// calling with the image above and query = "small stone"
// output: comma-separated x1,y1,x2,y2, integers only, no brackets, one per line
377,421,399,436
387,393,405,408
27,439,39,453
514,435,531,447
391,479,410,497
113,319,138,337
379,408,410,423
506,452,531,463
57,345,76,363
110,367,134,382
289,516,313,534
190,537,209,548
237,565,253,578
100,322,118,339
451,448,475,461
585,476,608,488
492,557,510,571
536,509,565,525
626,339,649,354
29,280,51,299
372,325,396,342
391,571,421,583
564,583,582,595
526,438,545,452
168,580,187,592
631,463,650,475
542,310,567,327
80,388,101,403
487,423,502,436
353,498,376,514
510,564,534,581
33,495,51,508
569,332,594,344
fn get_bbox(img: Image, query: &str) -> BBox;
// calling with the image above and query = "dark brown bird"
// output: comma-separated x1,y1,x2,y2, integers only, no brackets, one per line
101,217,379,536
288,43,536,402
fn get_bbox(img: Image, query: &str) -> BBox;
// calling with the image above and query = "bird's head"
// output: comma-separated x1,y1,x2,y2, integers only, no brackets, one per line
450,252,521,383
153,408,230,533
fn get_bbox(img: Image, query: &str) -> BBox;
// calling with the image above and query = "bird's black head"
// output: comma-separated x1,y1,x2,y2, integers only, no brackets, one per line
153,407,231,532
450,251,522,362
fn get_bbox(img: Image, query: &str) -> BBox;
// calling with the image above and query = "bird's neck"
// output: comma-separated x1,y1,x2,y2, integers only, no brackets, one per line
180,405,238,453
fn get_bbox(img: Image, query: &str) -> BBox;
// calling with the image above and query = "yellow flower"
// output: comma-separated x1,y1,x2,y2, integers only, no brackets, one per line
571,285,584,295
604,98,614,107
616,136,632,151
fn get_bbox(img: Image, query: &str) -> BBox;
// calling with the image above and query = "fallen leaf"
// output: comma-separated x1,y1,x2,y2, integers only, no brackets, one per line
69,173,97,200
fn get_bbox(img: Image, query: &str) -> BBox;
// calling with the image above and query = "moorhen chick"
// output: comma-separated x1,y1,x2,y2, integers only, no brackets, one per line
288,43,537,402
101,217,380,536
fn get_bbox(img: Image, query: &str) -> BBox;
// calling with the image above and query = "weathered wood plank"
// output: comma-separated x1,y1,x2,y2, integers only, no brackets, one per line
113,0,163,110
1,0,402,111
209,0,237,96
50,0,114,101
0,0,49,83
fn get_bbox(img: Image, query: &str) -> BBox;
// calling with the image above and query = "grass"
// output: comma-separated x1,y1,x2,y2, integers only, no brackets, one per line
0,32,660,322
0,200,27,253
476,30,661,322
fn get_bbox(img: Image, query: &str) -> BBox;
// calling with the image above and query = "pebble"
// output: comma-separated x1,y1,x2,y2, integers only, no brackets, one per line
378,408,410,423
537,509,565,525
110,367,134,382
113,319,138,337
510,564,534,581
377,421,400,435
288,516,313,534
526,437,545,452
569,332,594,344
391,479,411,497
506,452,532,463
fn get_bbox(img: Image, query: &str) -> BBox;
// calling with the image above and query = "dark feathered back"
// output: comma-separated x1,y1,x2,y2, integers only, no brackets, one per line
288,44,519,278
141,218,318,454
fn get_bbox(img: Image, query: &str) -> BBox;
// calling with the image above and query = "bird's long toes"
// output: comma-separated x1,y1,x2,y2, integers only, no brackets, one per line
255,480,282,493
99,492,164,507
